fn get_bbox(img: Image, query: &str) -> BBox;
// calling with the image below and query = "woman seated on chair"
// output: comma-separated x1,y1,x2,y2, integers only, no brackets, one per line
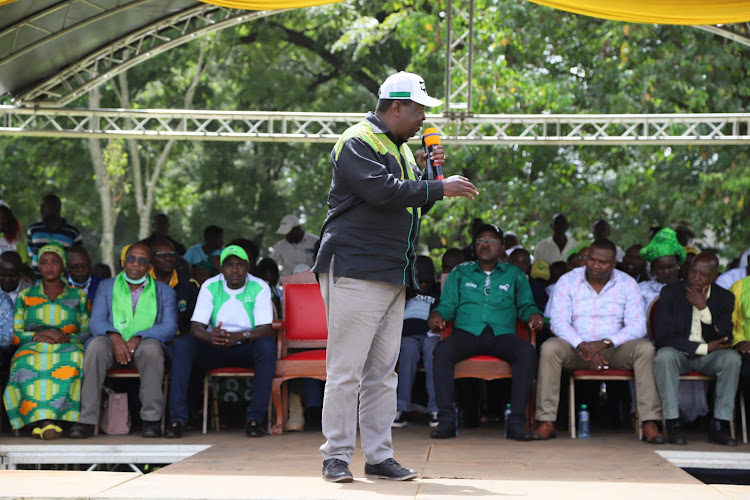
3,244,89,439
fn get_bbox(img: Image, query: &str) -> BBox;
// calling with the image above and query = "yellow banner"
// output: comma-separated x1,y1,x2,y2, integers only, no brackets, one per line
526,0,750,25
198,0,344,8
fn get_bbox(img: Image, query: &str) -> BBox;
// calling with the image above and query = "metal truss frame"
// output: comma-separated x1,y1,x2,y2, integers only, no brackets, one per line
2,106,749,145
13,4,287,107
444,0,474,118
695,23,750,49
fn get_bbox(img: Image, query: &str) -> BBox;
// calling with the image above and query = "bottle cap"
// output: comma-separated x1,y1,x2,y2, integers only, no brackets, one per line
581,404,588,409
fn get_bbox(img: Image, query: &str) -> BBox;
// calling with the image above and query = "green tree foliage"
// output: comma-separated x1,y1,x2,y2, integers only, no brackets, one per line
1,0,748,265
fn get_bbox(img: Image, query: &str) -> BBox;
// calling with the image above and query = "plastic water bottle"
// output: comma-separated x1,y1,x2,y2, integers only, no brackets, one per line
503,403,512,438
578,404,590,438
599,381,608,401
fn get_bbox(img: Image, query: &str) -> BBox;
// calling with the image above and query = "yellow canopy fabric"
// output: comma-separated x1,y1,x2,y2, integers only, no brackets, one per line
525,0,750,25
198,0,343,8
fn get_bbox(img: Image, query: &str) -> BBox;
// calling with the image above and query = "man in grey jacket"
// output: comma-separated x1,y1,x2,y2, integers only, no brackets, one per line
69,242,177,439
312,71,478,482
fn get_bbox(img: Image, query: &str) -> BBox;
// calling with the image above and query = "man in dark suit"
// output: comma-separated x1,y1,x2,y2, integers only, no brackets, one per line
654,252,740,445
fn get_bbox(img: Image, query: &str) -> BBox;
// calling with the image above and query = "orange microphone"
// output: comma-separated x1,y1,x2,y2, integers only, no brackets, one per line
422,127,443,180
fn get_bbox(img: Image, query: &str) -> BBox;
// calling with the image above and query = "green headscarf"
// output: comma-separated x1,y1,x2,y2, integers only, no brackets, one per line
639,228,686,265
38,244,67,269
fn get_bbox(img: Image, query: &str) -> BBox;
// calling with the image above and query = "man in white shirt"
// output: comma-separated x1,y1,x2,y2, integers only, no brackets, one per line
533,213,578,265
271,215,319,275
165,245,275,438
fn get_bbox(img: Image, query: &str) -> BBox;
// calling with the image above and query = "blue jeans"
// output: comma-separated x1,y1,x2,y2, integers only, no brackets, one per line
168,334,276,424
397,334,439,413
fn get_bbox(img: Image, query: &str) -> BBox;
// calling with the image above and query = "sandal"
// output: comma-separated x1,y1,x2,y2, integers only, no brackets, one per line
32,422,63,440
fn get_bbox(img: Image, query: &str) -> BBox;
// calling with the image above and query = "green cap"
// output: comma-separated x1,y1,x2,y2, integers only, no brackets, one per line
219,245,249,266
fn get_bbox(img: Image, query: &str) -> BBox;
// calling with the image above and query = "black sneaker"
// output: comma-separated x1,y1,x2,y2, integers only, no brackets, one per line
708,418,737,446
392,411,408,428
68,423,94,439
364,458,417,481
322,458,353,483
142,420,162,438
165,421,186,439
429,411,439,428
245,420,266,438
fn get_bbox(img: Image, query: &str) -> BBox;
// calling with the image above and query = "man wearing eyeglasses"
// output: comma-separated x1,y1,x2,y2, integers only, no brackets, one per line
70,243,177,439
66,246,102,306
149,239,198,338
429,224,544,440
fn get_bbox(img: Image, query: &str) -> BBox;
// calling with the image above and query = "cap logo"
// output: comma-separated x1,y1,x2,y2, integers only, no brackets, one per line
389,91,411,98
419,80,426,92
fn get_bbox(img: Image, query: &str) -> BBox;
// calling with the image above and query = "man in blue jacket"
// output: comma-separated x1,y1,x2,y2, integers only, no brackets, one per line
312,71,478,483
70,242,177,439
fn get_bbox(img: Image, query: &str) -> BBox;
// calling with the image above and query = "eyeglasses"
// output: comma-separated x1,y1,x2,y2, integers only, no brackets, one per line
476,238,500,246
68,263,88,271
154,251,178,259
124,255,150,266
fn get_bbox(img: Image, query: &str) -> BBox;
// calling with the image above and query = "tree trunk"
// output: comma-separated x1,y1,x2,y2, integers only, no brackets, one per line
88,87,118,271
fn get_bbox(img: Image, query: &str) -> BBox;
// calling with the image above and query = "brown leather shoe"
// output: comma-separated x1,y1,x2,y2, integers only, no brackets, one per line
532,421,556,440
642,420,664,444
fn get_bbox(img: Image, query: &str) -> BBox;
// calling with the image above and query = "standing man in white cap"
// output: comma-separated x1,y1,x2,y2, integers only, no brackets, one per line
312,71,478,483
271,215,319,275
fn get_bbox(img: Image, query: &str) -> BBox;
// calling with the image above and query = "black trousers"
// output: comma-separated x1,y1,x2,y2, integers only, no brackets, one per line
433,326,537,428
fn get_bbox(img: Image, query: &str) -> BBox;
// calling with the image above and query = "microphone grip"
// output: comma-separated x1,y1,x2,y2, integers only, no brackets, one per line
435,163,444,180
423,146,435,180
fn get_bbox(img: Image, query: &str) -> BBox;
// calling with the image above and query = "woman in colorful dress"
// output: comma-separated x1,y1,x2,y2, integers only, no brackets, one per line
3,244,89,439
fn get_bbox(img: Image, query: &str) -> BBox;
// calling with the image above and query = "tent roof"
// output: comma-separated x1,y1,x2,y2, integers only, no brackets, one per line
0,0,203,100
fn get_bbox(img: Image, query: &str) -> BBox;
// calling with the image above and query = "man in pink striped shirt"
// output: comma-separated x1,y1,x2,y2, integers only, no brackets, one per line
533,239,664,443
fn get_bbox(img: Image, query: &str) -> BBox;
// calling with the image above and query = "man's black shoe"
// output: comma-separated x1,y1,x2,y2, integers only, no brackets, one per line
68,423,94,439
666,419,687,445
142,420,162,438
165,421,186,439
430,424,457,439
364,458,417,481
322,458,353,483
708,418,737,446
245,420,266,438
506,425,535,441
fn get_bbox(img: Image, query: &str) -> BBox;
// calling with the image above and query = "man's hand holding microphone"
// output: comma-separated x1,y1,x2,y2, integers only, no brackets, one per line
416,127,478,200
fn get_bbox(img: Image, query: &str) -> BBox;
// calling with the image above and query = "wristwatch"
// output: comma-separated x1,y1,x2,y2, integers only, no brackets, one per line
243,331,252,342
602,338,613,348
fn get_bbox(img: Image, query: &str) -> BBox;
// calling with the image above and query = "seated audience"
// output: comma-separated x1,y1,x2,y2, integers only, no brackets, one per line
271,215,319,275
621,244,648,282
503,231,524,258
0,203,28,262
462,218,484,261
429,224,543,440
441,248,466,274
166,245,275,438
141,212,187,256
27,194,83,278
0,251,30,304
0,289,11,369
535,239,664,443
70,243,177,439
638,228,685,310
184,225,224,276
66,247,102,306
149,239,198,337
3,245,89,439
654,252,740,446
393,255,441,428
730,275,750,423
229,238,260,274
592,219,624,261
533,213,578,265
566,246,589,271
673,220,700,255
716,248,749,289
254,258,282,319
92,262,112,279
509,248,548,312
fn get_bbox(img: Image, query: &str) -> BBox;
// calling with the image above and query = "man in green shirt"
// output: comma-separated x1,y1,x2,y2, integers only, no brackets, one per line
429,224,544,440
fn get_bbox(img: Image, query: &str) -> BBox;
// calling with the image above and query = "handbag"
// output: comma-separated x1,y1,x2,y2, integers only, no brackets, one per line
99,386,131,435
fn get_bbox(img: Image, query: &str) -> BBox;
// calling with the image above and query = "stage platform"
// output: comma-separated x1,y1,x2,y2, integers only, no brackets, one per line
1,424,750,499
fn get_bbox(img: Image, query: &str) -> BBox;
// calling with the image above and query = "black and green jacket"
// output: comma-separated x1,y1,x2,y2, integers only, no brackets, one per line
313,112,444,289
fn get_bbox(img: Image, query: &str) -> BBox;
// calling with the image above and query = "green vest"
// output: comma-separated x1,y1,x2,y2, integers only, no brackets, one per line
334,120,421,217
205,278,265,329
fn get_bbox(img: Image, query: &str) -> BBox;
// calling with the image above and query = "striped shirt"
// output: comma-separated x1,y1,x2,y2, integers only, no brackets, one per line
26,218,83,276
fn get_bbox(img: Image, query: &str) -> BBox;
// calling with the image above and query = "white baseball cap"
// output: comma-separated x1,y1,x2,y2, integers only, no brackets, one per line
378,72,442,108
276,214,300,235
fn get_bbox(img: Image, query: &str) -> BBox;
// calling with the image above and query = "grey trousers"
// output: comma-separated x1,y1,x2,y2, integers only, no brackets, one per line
536,337,663,422
79,336,166,425
654,346,741,421
318,272,405,465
